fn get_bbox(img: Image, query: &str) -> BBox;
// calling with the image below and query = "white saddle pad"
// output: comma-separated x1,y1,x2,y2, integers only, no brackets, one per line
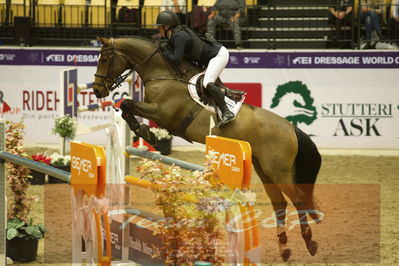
188,72,245,117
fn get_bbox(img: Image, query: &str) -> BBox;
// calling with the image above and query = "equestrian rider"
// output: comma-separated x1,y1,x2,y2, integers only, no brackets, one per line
155,10,235,127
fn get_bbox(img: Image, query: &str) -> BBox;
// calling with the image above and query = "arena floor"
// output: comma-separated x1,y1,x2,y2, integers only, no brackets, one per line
9,147,399,265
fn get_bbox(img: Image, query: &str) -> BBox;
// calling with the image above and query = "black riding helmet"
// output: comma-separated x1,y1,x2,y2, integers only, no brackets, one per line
155,10,180,26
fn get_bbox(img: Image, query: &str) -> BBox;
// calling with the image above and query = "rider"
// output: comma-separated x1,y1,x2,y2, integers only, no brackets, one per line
155,10,235,127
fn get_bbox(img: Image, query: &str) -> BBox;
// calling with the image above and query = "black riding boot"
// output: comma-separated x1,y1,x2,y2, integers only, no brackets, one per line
206,82,235,127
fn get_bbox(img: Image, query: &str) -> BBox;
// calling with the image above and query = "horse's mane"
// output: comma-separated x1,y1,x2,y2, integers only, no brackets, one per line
115,36,156,48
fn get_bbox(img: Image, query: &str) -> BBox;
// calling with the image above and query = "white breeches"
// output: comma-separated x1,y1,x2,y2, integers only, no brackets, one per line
202,46,229,88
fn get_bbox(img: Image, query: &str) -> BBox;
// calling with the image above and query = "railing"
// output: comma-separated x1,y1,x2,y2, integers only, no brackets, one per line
0,1,398,49
0,151,70,183
356,2,399,49
125,146,205,172
257,2,352,49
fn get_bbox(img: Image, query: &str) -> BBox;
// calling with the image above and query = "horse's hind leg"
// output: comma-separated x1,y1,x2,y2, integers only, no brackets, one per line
279,184,319,256
294,202,319,256
253,158,292,262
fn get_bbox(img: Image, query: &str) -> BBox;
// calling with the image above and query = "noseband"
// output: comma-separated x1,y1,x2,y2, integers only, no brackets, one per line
93,38,159,92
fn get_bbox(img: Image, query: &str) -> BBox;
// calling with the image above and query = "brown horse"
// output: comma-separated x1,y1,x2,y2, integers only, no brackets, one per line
93,36,322,262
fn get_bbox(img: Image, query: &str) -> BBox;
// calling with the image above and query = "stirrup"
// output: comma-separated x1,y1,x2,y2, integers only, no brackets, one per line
216,116,235,128
216,110,235,128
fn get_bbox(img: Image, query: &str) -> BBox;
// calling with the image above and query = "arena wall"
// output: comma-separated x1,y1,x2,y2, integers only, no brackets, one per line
0,47,398,149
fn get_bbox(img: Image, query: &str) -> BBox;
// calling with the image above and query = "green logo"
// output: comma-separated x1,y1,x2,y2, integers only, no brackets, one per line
270,81,317,126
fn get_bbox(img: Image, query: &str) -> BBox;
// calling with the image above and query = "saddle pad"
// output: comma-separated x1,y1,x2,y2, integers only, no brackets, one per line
188,72,245,117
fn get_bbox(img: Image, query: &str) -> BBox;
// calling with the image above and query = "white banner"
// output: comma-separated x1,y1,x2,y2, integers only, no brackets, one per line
221,68,399,149
0,65,129,145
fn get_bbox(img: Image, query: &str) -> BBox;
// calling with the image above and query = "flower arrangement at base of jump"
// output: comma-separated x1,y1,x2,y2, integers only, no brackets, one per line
49,153,71,167
149,127,173,155
30,153,51,165
149,127,173,141
136,155,255,265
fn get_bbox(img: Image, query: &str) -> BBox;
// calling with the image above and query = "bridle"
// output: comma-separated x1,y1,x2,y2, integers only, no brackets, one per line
93,38,159,92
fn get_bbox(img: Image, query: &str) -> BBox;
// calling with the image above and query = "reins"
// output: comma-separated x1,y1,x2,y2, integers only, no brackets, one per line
94,37,197,90
94,38,160,92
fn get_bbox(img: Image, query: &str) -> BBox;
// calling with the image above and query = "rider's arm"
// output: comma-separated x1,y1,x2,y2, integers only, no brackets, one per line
163,31,190,65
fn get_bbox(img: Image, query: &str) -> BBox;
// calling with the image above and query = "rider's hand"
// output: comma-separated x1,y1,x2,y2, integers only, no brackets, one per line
156,39,169,51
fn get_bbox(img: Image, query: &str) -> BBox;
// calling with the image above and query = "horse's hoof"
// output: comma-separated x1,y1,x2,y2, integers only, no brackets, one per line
309,211,322,223
306,240,318,256
281,248,291,262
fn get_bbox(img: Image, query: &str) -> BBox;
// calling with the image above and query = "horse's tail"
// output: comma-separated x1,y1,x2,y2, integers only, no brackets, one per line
293,126,322,221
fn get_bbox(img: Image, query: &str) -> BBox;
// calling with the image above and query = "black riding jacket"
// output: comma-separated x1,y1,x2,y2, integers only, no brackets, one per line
163,26,222,68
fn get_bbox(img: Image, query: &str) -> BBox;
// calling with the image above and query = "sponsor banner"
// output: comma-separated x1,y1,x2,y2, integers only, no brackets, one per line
0,48,99,66
1,48,398,148
228,51,399,68
220,68,399,149
1,48,399,68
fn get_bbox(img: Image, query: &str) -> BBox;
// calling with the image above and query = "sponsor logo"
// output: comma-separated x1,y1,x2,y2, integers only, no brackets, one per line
0,53,16,61
71,155,94,177
66,54,99,63
45,54,99,63
314,56,360,64
210,151,240,172
292,56,312,65
269,81,394,137
229,56,239,65
270,81,317,126
292,55,399,65
321,103,393,136
243,56,261,64
46,54,65,62
361,56,399,64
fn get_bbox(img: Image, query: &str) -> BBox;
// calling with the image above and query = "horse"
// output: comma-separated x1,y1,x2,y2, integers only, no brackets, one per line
92,36,322,262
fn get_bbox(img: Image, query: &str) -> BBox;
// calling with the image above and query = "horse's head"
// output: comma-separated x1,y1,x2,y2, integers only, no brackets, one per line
93,37,131,98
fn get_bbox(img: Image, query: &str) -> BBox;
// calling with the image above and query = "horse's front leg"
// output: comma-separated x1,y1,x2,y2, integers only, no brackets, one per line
119,99,160,144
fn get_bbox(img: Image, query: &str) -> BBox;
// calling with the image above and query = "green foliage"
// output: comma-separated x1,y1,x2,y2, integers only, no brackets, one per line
52,115,76,139
6,217,46,240
5,120,46,241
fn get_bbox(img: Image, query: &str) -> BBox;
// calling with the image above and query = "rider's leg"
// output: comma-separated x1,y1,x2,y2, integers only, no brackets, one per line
203,46,229,87
203,46,235,126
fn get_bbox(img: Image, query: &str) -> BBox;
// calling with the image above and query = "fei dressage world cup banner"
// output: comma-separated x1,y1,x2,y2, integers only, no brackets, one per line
0,48,398,149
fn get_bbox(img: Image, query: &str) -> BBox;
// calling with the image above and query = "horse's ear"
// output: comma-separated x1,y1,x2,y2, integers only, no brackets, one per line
96,36,109,45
